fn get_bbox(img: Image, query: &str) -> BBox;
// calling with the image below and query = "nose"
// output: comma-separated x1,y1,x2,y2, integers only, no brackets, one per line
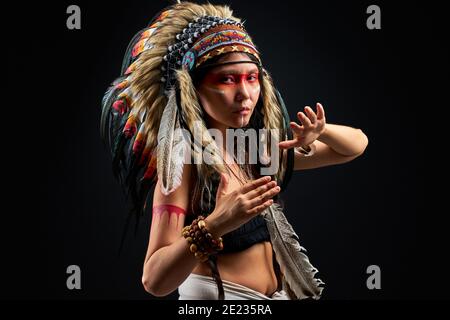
235,80,251,102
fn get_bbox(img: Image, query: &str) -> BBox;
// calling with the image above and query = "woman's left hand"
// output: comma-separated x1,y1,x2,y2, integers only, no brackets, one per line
279,102,327,149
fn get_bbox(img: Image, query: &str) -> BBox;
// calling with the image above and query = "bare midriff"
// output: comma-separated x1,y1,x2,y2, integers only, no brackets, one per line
191,162,278,296
192,241,278,296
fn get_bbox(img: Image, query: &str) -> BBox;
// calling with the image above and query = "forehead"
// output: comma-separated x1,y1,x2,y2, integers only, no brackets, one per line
210,52,259,74
211,62,259,74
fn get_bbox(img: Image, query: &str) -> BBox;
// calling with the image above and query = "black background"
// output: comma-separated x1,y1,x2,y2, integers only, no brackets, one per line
3,0,447,300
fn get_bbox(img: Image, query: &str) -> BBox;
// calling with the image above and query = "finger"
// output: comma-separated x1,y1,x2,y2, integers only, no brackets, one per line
246,180,277,199
279,139,300,149
216,173,229,197
316,102,326,120
304,106,317,124
297,111,312,127
247,199,274,216
290,121,304,135
247,185,280,208
240,175,271,194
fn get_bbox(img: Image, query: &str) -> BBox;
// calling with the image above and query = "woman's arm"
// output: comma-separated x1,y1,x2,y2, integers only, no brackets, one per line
279,103,368,170
317,123,368,157
294,124,368,170
142,164,199,297
142,232,198,297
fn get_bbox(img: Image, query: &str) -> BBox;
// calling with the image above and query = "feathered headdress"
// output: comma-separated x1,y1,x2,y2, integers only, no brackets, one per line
101,0,323,299
101,1,294,218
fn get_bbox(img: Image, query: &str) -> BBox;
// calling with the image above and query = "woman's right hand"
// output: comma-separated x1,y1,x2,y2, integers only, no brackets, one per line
205,174,280,238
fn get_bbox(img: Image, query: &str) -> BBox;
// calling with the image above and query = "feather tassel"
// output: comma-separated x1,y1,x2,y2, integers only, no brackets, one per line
157,88,187,195
262,203,325,299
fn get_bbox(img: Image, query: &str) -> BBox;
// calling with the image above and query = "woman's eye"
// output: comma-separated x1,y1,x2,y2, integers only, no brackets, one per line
221,76,235,83
247,75,257,81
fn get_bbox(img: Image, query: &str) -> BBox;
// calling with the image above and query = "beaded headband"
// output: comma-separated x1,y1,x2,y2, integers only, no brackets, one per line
161,15,261,91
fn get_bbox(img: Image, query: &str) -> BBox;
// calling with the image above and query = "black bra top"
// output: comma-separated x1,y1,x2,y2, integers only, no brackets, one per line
184,170,272,253
220,214,270,253
184,213,270,254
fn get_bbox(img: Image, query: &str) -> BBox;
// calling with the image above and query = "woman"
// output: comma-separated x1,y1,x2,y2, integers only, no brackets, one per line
101,1,368,300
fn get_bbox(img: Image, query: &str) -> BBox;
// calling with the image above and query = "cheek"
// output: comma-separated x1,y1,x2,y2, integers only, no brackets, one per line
251,84,261,99
204,86,226,95
198,90,230,119
201,87,234,109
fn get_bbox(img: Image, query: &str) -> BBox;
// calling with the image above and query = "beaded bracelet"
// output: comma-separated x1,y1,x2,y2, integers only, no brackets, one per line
182,215,223,262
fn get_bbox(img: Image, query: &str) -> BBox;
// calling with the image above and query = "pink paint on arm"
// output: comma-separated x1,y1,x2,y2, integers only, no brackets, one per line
152,204,186,227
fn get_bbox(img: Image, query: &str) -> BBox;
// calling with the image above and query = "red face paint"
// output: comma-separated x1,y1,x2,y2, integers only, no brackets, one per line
202,71,260,88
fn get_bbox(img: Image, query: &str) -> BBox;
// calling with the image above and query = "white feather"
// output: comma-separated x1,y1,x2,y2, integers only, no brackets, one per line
157,88,187,195
262,203,325,299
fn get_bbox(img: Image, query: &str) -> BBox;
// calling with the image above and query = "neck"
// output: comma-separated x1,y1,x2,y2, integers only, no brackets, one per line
205,116,232,163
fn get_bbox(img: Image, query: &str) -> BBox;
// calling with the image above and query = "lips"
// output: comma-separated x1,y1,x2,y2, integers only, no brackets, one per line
233,107,251,115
